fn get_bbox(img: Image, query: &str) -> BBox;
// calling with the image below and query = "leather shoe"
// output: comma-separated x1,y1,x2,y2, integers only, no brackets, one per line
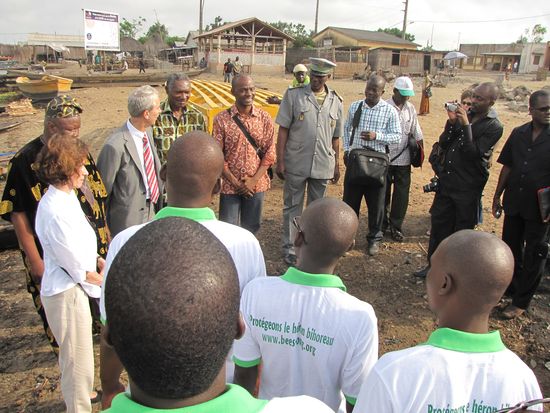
367,242,380,256
391,227,404,242
413,265,430,278
501,304,525,320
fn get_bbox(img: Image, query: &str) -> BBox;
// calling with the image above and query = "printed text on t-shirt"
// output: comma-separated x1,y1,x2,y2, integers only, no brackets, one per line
250,315,335,357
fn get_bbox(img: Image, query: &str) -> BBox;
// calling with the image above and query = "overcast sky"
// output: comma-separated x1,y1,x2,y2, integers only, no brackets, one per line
1,0,549,50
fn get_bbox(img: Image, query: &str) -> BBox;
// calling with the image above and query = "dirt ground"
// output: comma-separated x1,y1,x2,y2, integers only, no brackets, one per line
0,68,549,412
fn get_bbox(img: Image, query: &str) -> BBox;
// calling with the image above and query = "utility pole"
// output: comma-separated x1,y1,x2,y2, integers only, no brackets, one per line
401,0,409,39
314,0,320,34
199,0,205,34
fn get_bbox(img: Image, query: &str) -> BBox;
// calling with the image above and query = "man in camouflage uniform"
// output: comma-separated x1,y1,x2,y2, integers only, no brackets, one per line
153,73,207,164
0,95,109,353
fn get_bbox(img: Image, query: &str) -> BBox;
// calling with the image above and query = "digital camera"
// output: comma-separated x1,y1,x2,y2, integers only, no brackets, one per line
423,177,440,193
444,102,459,112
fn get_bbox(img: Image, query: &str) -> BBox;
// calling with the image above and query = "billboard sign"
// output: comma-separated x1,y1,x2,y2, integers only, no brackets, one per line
84,9,120,51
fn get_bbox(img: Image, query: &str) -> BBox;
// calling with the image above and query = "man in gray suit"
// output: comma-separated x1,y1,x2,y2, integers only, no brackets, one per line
97,85,162,236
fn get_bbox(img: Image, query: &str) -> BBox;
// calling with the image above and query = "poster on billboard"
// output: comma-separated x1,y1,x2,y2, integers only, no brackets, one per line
84,9,120,51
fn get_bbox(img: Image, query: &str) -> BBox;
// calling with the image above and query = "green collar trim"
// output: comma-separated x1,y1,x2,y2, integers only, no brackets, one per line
424,328,505,353
154,207,216,222
281,267,346,292
107,384,268,412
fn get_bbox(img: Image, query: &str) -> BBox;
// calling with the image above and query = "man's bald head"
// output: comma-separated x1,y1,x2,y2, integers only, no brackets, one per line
165,132,224,204
298,198,358,266
429,230,514,314
367,74,386,90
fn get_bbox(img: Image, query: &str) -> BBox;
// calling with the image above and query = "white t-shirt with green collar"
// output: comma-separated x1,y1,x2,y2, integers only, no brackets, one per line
354,328,543,412
104,384,334,412
99,206,267,382
100,206,266,321
233,267,379,412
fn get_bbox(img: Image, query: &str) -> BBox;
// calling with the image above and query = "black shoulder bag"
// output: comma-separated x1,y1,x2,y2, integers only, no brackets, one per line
228,109,273,180
346,103,389,187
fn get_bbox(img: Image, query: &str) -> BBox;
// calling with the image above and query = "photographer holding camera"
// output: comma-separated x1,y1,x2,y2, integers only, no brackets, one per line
415,82,503,278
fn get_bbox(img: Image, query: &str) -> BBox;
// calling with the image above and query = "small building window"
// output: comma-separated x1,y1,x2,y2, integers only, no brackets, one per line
391,50,400,66
533,55,541,65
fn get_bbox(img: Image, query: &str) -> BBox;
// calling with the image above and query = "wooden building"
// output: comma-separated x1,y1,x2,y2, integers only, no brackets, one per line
194,17,294,76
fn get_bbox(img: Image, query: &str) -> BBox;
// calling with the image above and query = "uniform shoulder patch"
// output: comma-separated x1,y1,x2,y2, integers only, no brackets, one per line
332,90,343,102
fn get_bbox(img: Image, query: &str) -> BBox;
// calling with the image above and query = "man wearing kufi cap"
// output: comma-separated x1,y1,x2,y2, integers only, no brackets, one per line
383,76,424,242
0,95,109,353
275,57,343,265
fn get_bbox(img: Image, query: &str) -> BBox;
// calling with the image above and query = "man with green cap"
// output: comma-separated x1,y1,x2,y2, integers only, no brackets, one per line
276,57,343,266
0,95,109,354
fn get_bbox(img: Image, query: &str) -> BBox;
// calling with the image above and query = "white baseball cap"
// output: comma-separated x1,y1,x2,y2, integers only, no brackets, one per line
293,63,308,73
394,76,415,96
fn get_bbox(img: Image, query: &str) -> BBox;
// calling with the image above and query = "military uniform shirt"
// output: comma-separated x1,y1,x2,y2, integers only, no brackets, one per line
276,84,343,179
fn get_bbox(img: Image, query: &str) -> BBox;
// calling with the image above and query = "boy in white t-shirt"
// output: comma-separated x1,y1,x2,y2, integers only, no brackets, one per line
102,217,332,413
234,198,378,412
354,230,543,412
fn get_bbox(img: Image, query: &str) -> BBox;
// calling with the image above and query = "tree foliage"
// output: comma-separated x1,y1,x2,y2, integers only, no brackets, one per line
377,27,415,42
270,21,315,48
205,16,225,32
516,24,547,44
119,16,146,39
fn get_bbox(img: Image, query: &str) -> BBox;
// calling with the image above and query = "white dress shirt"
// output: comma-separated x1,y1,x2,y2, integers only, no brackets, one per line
126,119,153,199
35,185,100,298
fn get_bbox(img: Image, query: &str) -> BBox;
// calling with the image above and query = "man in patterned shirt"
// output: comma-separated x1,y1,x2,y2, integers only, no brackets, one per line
0,95,109,353
213,74,275,235
152,73,206,164
384,76,424,242
342,75,401,256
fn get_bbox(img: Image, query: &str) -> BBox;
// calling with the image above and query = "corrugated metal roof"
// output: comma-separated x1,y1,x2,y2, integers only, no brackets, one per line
27,33,84,48
314,27,419,48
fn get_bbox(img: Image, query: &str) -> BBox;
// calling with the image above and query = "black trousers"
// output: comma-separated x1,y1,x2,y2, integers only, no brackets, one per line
343,170,387,243
502,214,549,309
384,165,411,233
427,189,481,259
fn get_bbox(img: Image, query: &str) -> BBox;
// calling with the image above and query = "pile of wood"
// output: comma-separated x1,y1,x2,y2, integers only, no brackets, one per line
5,98,35,116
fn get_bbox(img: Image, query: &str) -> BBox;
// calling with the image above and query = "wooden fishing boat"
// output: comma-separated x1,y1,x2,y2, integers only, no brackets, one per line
189,80,282,133
15,75,73,101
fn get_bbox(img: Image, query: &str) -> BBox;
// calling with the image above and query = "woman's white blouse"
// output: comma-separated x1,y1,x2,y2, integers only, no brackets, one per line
36,185,100,298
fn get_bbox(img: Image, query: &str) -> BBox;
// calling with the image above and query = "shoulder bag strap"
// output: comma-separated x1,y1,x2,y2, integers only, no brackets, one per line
390,136,410,162
227,108,263,160
349,102,364,148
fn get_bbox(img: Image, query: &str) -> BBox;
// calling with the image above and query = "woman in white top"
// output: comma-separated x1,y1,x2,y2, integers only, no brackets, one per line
35,134,104,413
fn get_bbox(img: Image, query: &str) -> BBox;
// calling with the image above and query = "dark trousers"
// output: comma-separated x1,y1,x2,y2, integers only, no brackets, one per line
502,214,549,309
219,192,264,235
384,165,411,233
427,189,481,259
343,171,386,243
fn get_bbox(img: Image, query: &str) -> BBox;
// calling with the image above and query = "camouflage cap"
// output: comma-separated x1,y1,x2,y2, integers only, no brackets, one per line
45,95,83,119
309,57,337,76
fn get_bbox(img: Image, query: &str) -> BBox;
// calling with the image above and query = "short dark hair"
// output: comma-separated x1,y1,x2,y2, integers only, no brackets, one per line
460,89,473,101
105,217,240,399
529,89,550,107
35,134,88,185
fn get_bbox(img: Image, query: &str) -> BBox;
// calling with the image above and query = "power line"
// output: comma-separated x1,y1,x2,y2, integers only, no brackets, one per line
413,13,550,24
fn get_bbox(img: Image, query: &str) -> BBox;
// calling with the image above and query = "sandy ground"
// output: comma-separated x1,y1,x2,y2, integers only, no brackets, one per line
0,68,549,412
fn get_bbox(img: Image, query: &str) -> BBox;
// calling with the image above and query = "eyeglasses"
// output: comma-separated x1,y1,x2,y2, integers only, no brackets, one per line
292,216,307,244
461,101,472,106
